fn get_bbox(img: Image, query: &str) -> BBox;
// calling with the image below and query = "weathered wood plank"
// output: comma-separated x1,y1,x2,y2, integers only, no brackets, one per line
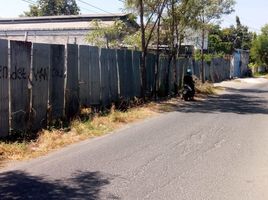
117,49,126,97
168,58,175,94
66,44,79,119
125,50,134,98
0,39,9,136
193,59,200,79
79,45,90,107
107,49,119,102
10,41,31,132
180,58,188,85
158,56,169,96
175,59,180,89
146,53,156,95
49,44,65,119
132,51,141,97
100,48,110,106
31,43,50,131
88,46,101,106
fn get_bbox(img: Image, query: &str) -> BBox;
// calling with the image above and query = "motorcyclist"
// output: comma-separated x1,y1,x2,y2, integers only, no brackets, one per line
183,69,195,95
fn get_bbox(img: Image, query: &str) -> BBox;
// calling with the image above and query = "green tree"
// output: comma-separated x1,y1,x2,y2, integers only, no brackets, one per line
23,0,80,16
261,24,268,36
251,24,268,66
123,0,168,98
85,19,128,48
231,16,254,50
194,0,235,82
208,25,233,54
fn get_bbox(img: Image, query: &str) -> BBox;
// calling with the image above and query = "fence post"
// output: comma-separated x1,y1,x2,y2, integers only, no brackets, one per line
107,48,119,102
10,41,32,133
66,44,79,120
0,39,9,137
100,48,110,106
31,43,50,131
49,44,65,120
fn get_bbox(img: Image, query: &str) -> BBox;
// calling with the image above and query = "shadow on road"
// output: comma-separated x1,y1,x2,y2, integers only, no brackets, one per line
0,170,119,200
178,87,268,115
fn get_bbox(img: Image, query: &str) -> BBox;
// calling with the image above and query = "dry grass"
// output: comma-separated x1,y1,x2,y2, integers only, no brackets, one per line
195,80,222,95
0,104,156,166
0,83,220,167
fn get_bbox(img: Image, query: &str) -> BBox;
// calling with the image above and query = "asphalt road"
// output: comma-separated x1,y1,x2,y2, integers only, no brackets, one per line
1,78,268,200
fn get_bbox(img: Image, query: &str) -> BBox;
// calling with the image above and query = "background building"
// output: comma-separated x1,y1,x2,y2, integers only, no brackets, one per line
0,13,137,45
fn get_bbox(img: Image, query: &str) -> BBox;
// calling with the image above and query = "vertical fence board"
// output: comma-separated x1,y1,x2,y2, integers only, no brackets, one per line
168,58,176,94
158,56,169,96
2,38,237,134
49,44,65,119
88,46,101,106
79,45,90,107
10,41,31,132
125,50,134,98
176,58,184,90
204,61,210,81
146,53,152,94
0,39,9,136
182,59,189,84
146,53,156,95
108,49,119,101
225,59,231,80
66,44,79,119
32,43,50,131
100,48,110,106
132,51,141,97
117,49,126,97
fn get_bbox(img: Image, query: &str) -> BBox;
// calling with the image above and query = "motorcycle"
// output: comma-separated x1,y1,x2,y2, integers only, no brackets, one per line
181,84,195,101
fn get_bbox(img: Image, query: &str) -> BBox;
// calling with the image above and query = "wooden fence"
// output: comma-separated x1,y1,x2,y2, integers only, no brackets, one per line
0,39,232,137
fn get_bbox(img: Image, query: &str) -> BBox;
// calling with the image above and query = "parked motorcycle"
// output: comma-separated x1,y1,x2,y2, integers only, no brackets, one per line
181,84,195,101
182,69,195,101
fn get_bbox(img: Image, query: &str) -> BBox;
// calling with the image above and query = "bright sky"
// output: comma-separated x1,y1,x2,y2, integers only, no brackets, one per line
0,0,267,33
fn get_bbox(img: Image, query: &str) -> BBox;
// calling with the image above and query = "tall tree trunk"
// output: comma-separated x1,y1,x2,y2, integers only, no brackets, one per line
154,13,161,100
168,0,178,94
171,0,178,94
139,0,147,99
201,27,205,83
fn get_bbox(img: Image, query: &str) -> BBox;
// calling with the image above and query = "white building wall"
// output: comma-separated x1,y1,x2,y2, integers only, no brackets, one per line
182,29,209,50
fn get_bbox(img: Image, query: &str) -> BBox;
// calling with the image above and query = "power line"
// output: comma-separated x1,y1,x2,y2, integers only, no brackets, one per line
79,7,99,14
21,0,36,5
78,5,99,14
76,0,116,15
21,0,99,14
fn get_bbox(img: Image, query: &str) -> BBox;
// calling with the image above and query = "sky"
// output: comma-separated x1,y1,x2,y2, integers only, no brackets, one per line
0,0,267,33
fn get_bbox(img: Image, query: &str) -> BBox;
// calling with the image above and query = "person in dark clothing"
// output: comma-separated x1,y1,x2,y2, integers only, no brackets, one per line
183,69,195,94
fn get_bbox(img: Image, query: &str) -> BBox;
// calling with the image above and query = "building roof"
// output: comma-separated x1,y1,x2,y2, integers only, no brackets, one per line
0,13,138,31
0,13,128,24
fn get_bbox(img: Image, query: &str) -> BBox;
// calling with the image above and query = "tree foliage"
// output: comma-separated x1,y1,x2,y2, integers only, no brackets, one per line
207,18,254,55
193,0,235,82
23,0,80,16
230,16,254,50
86,19,128,48
251,24,268,66
122,0,236,91
85,0,236,94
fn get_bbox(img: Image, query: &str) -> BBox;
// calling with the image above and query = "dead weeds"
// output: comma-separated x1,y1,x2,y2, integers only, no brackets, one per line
0,82,219,168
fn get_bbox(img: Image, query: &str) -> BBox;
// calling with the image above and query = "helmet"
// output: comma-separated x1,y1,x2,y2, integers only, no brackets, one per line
186,68,192,75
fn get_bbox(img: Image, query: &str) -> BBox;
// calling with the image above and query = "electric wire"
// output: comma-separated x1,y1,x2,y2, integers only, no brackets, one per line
76,0,117,15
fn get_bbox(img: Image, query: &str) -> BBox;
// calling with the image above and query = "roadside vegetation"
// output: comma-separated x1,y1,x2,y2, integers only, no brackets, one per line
253,71,268,78
0,104,151,165
3,0,266,167
0,83,218,167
